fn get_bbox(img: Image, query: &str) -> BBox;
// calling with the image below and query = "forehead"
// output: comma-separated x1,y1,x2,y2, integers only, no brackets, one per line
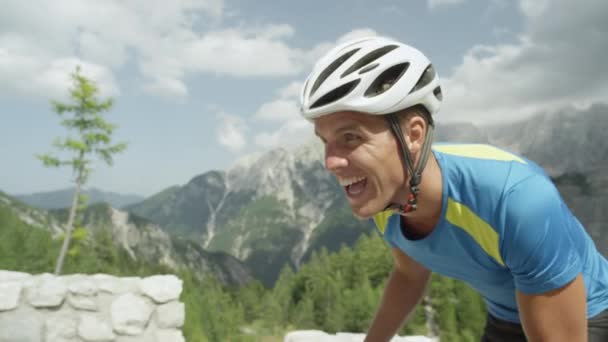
314,111,386,136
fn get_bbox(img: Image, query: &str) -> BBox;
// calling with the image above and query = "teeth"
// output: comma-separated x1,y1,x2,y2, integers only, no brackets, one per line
338,176,366,187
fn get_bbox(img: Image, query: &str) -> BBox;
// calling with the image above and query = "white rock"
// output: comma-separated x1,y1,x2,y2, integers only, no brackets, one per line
156,329,185,342
0,270,31,283
27,274,67,308
0,308,43,342
46,314,78,342
0,282,22,311
284,331,439,342
156,301,185,328
78,315,115,342
111,293,153,335
392,336,438,342
141,275,182,303
93,274,140,294
284,330,333,342
69,279,98,296
334,332,365,341
68,294,98,311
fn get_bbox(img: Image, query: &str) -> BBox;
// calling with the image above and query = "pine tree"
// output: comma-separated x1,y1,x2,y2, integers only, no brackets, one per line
273,264,296,325
37,66,127,275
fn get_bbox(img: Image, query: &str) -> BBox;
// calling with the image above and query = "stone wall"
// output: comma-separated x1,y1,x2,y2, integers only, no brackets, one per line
0,270,185,342
284,330,438,341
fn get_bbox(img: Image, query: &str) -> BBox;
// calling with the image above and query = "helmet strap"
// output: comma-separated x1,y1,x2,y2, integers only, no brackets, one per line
384,113,435,214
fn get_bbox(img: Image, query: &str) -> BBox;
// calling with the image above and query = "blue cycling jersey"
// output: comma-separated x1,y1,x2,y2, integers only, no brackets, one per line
372,143,608,323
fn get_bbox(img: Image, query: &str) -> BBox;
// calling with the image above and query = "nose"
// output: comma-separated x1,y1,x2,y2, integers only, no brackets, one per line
324,146,348,172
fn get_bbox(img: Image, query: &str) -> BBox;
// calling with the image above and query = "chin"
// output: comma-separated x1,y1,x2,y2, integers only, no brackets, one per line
349,203,380,221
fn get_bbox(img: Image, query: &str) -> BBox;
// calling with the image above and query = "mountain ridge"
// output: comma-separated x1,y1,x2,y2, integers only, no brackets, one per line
14,187,145,210
0,191,252,286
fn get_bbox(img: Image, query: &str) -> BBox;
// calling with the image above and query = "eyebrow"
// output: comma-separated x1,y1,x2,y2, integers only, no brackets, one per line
315,124,360,139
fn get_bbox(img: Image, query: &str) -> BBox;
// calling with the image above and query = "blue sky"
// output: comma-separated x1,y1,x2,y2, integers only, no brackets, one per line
1,0,606,197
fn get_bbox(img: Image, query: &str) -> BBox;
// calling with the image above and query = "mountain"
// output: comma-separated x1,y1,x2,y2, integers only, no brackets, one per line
14,187,145,210
484,103,608,175
128,103,608,286
0,191,252,286
127,142,369,285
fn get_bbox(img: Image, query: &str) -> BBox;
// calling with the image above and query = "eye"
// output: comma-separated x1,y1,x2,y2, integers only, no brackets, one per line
343,132,360,143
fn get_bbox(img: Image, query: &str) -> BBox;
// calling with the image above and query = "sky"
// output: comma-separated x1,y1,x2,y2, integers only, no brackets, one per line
1,0,607,197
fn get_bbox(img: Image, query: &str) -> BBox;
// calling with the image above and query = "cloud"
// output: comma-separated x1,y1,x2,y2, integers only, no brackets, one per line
518,0,550,17
252,81,312,148
143,78,189,98
252,81,303,123
336,28,379,44
254,99,301,123
439,0,608,124
428,0,467,10
179,26,303,77
255,118,313,149
216,113,247,153
0,33,119,99
0,0,313,99
0,0,385,100
278,81,303,99
0,0,223,99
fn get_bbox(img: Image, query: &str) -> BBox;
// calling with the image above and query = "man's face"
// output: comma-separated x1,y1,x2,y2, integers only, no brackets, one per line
314,111,407,219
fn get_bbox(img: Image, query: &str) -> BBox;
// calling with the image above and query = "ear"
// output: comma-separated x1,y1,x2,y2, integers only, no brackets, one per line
402,115,427,154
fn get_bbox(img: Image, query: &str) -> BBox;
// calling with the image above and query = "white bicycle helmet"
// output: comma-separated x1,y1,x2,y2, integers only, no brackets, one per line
300,36,442,121
301,36,443,214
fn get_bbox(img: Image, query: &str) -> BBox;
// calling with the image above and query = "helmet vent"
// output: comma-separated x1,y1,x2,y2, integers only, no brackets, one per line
358,63,380,74
341,45,398,78
409,64,436,94
433,86,443,101
364,62,410,97
310,48,360,96
310,79,360,109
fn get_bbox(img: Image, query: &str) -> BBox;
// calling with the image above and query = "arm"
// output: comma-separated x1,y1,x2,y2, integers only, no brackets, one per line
501,175,587,341
364,248,431,342
516,274,587,342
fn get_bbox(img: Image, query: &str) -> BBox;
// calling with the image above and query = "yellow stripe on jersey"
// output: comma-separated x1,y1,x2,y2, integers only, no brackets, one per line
433,144,526,164
373,210,394,235
446,198,505,266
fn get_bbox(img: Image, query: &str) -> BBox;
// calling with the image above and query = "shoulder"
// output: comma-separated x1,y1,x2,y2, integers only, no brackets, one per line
433,142,548,195
432,143,528,164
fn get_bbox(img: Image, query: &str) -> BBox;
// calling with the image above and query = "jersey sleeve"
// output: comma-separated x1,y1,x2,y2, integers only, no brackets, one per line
500,175,582,294
370,213,399,249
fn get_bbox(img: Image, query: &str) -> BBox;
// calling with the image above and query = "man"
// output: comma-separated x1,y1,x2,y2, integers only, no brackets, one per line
299,35,608,341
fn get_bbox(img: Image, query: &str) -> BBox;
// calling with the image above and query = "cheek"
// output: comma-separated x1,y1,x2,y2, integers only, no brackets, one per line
361,144,401,180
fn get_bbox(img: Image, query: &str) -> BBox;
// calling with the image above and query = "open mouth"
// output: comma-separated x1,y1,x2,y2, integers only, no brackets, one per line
339,176,368,198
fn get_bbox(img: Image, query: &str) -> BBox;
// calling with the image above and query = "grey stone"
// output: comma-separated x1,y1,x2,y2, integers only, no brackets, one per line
284,330,333,342
46,314,78,342
284,331,439,342
27,274,67,308
0,308,43,342
68,279,98,296
94,274,140,294
68,293,98,311
155,330,185,342
0,281,22,311
78,315,115,342
140,275,182,303
111,293,153,335
0,270,31,283
156,301,185,329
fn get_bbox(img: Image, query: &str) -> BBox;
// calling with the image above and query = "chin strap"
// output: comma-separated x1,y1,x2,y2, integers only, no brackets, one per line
384,113,434,214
